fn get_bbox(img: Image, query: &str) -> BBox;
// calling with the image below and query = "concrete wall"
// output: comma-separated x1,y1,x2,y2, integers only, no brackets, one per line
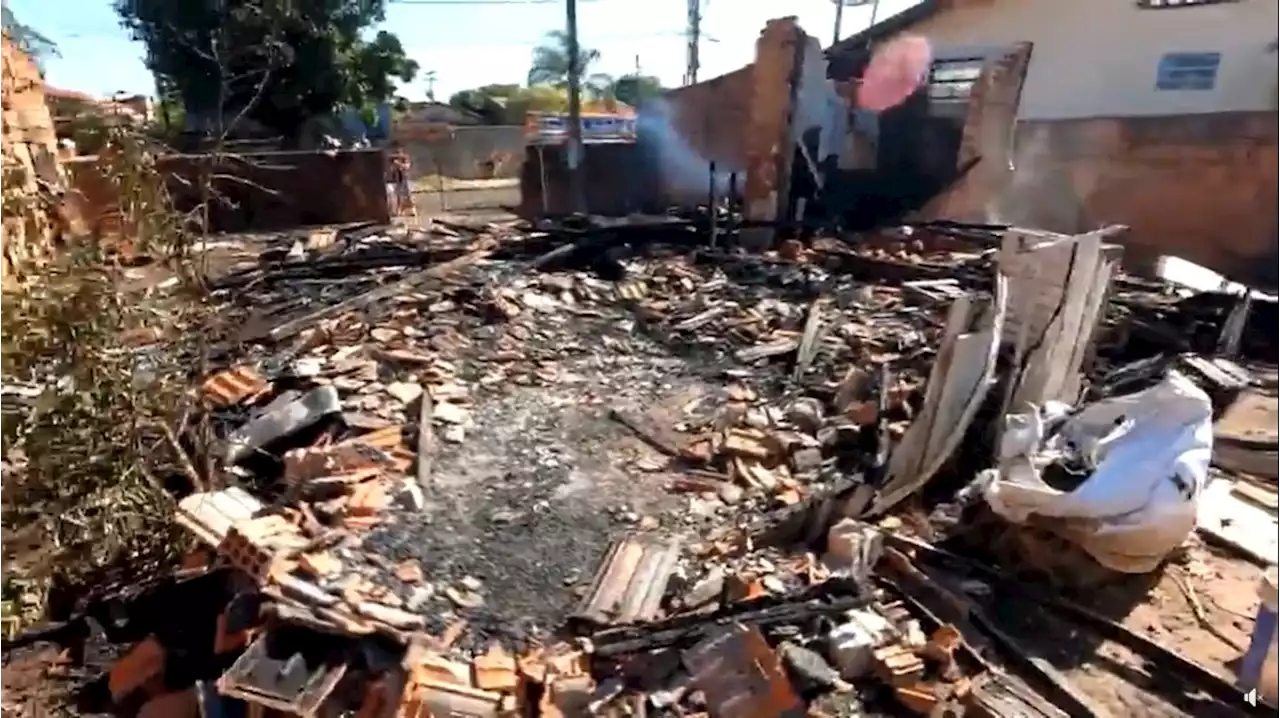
1008,111,1278,288
907,0,1278,120
404,125,525,180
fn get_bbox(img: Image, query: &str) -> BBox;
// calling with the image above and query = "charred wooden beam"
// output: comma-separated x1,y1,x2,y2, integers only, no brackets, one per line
589,582,865,657
879,548,1108,718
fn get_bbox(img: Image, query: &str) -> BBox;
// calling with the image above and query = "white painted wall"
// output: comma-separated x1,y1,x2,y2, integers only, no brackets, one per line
908,0,1278,120
794,35,849,164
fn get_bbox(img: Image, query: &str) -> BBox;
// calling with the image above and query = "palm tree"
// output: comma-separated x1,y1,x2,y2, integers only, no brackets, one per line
527,30,613,99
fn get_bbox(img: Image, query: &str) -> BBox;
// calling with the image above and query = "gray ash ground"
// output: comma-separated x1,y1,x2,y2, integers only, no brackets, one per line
360,280,727,651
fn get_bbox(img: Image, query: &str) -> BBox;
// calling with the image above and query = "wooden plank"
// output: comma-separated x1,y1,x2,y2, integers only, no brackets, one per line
1232,481,1279,511
1197,477,1279,565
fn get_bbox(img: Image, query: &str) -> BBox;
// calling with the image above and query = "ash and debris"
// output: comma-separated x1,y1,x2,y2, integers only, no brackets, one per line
357,310,725,648
329,245,954,650
91,215,1270,718
200,226,977,653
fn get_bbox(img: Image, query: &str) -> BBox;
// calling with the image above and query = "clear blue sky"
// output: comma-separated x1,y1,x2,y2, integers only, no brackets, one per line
10,0,921,101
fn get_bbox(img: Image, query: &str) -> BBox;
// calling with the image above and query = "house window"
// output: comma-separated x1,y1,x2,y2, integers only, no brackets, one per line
1138,0,1238,8
1155,52,1221,90
928,59,985,101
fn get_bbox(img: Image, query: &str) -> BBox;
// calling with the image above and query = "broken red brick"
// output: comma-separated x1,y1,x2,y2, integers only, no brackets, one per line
347,479,389,516
109,636,165,703
872,644,925,687
394,559,424,584
894,682,942,715
200,366,270,407
415,653,473,687
137,688,198,718
472,644,519,693
298,551,342,579
778,239,806,262
722,429,773,460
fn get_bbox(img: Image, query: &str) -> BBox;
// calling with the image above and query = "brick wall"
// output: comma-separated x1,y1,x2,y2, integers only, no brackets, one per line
636,18,813,211
652,67,754,172
1007,112,1278,288
67,149,390,235
1,35,69,282
743,18,803,222
637,67,754,208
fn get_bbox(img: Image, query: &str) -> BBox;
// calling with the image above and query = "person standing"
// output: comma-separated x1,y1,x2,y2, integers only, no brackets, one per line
386,141,417,219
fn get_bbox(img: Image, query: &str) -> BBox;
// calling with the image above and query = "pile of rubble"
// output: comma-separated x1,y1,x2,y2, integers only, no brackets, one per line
33,215,1276,717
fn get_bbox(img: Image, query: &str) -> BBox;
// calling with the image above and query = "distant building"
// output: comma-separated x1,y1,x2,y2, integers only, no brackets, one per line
44,85,94,112
401,101,483,126
45,85,152,132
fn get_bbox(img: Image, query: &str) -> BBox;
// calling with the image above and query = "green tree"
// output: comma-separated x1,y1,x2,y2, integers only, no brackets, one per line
448,84,568,125
2,7,60,72
612,74,664,107
527,30,612,99
449,84,523,124
115,0,419,139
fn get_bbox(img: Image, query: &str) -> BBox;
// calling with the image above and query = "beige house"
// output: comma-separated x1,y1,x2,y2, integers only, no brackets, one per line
826,0,1279,286
898,0,1277,120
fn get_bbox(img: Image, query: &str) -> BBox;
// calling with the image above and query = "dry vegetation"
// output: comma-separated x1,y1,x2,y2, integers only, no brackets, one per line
1,121,215,633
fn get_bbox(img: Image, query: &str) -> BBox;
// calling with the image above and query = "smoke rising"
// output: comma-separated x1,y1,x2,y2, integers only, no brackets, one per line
637,97,732,202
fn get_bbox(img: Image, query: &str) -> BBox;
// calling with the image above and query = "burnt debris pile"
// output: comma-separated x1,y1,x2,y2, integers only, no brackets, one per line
6,214,1276,718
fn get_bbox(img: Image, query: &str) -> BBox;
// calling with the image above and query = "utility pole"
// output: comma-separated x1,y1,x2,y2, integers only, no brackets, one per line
424,70,437,101
868,0,881,29
832,0,844,46
566,0,585,214
684,0,701,85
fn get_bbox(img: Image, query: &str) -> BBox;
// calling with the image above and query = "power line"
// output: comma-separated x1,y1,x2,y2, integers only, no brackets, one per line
391,0,602,5
61,26,687,48
428,29,686,47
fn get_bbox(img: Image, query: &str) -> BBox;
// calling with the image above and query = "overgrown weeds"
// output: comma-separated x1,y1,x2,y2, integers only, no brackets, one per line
70,113,200,274
1,120,214,626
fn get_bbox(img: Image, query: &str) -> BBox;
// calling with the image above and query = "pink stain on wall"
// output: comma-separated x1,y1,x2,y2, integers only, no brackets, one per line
857,35,934,112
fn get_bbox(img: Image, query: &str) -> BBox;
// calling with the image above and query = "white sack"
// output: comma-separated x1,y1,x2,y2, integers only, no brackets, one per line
984,371,1213,573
